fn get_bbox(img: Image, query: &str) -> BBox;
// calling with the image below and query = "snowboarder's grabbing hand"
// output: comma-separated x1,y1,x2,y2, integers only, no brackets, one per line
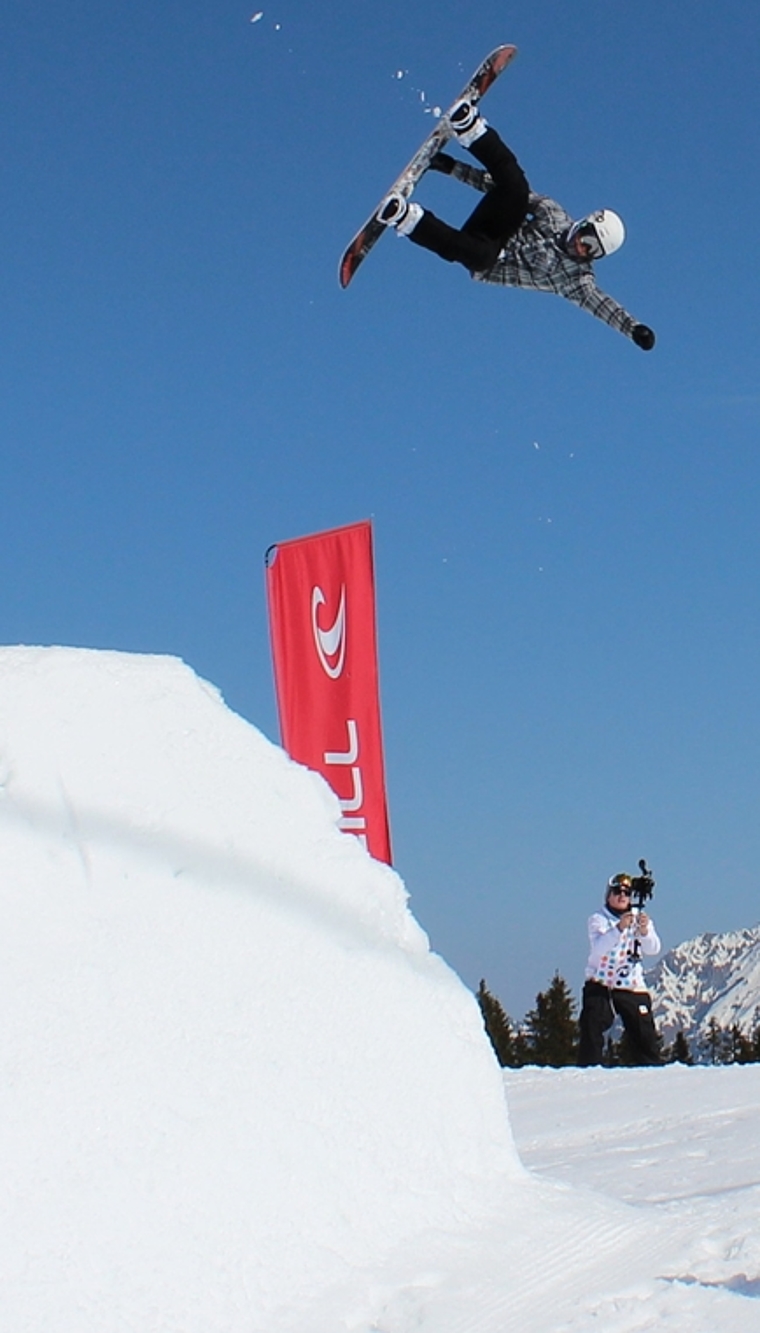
377,103,655,351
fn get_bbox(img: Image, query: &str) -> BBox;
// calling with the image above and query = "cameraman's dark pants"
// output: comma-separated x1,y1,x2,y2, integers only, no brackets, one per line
409,127,530,272
578,981,663,1067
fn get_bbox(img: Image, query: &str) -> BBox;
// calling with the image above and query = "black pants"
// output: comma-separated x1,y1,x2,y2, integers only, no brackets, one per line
578,980,663,1067
409,127,530,273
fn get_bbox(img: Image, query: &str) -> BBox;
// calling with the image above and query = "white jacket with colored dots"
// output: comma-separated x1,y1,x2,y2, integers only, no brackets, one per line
584,906,661,992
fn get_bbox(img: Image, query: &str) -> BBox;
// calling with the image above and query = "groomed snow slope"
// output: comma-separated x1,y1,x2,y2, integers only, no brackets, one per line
0,646,519,1331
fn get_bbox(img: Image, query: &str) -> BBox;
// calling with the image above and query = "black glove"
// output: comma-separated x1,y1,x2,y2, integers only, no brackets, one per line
632,324,655,351
429,151,456,175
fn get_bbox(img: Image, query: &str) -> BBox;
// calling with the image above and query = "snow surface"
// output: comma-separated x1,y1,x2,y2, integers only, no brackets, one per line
1,646,758,1331
506,1066,760,1330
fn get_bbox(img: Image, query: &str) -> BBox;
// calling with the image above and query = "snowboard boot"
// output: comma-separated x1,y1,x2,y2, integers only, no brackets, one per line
376,193,423,237
448,99,488,149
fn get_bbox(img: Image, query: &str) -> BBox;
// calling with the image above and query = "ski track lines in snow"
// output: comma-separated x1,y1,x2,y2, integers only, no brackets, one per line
293,1063,760,1332
506,1065,760,1204
342,1070,760,1332
294,1180,658,1333
503,1065,760,1332
372,1200,661,1333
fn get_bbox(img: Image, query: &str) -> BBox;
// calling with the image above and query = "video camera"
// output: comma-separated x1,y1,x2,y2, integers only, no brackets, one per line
630,858,655,910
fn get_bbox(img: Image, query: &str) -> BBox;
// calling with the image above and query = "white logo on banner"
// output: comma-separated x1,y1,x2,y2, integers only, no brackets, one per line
311,585,347,679
324,718,367,849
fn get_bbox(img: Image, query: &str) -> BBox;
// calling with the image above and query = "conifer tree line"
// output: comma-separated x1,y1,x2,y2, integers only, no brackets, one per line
477,977,760,1068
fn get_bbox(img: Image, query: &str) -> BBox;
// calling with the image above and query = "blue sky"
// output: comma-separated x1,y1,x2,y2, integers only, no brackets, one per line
1,0,759,1017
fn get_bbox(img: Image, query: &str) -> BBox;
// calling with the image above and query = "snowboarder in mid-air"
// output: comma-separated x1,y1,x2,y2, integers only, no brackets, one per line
376,101,655,350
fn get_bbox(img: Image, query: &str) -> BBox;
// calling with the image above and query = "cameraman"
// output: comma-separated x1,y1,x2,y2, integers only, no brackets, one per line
578,872,663,1067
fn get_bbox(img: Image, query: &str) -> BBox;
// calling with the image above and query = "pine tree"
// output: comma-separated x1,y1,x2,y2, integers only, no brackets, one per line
728,1024,754,1064
477,980,518,1067
751,1007,760,1062
668,1030,693,1065
512,1028,531,1068
704,1017,730,1065
523,972,579,1067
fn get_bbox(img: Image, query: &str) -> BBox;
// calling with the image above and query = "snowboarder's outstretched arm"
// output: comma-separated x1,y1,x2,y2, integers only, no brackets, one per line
528,195,656,348
568,273,655,348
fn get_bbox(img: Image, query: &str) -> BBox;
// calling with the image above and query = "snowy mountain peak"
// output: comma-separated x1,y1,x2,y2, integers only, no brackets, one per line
650,924,760,1046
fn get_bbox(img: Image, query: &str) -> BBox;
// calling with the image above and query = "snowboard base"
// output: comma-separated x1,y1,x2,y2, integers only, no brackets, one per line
339,45,517,289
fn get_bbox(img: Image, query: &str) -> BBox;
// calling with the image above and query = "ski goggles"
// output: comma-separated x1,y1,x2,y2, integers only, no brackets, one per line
568,220,605,260
607,874,633,895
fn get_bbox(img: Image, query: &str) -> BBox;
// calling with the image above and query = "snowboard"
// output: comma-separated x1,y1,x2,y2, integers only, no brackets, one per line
339,45,517,289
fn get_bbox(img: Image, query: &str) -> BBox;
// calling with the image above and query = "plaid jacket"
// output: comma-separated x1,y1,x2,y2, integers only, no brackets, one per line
449,161,639,341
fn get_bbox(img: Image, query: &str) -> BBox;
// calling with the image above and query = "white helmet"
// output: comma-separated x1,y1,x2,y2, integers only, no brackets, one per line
567,209,626,259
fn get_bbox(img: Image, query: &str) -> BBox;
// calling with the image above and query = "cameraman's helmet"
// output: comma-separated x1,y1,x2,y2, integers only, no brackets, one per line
605,872,633,917
607,872,632,892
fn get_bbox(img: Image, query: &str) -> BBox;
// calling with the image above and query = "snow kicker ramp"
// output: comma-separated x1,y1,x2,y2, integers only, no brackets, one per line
0,646,517,1329
0,647,679,1332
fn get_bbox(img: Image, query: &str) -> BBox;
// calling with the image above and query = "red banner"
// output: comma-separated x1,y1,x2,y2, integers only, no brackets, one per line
265,520,392,864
